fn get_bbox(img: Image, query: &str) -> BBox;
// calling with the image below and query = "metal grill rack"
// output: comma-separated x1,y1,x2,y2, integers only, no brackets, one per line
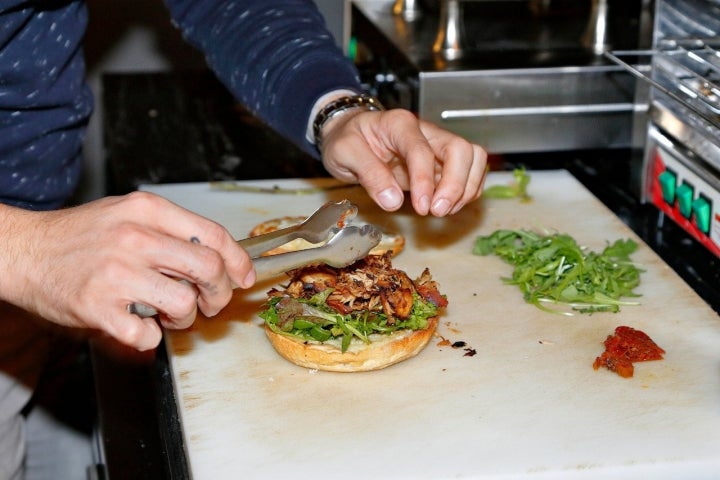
606,40,720,172
654,39,720,123
607,40,720,129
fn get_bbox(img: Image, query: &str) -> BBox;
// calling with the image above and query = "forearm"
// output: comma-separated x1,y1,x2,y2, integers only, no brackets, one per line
0,204,42,312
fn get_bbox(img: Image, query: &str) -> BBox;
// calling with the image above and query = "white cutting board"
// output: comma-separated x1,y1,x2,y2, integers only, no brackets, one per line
144,170,720,479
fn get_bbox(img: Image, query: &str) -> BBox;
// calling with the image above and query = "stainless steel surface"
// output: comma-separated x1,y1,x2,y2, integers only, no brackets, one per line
251,223,382,276
582,0,611,55
607,46,720,130
649,101,720,171
418,66,638,153
393,0,423,21
432,0,464,60
237,199,357,258
653,0,720,43
652,40,720,122
351,0,650,153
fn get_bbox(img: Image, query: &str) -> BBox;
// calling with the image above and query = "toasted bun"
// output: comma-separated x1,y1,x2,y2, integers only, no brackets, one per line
264,317,439,372
249,216,323,256
249,216,404,257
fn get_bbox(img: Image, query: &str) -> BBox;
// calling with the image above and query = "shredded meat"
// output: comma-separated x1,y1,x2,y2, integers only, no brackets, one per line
267,253,445,323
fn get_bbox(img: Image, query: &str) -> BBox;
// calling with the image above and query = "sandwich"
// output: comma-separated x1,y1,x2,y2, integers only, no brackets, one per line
258,253,447,372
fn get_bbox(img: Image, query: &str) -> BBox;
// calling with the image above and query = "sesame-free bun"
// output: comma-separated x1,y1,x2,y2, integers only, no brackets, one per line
264,317,438,372
249,216,404,257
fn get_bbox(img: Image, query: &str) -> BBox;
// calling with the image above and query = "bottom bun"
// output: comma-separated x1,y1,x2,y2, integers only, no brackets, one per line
264,317,439,372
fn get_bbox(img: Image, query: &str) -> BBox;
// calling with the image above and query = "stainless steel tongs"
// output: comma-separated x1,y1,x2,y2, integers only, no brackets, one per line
129,200,382,317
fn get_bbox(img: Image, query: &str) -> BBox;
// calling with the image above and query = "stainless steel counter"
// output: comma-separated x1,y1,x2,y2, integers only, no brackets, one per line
351,0,652,153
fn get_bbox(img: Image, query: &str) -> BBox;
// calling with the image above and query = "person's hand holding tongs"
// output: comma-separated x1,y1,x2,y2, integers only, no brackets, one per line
129,200,382,318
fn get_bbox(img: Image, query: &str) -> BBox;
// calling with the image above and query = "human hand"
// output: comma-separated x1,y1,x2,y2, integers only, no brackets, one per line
319,108,487,216
0,192,255,351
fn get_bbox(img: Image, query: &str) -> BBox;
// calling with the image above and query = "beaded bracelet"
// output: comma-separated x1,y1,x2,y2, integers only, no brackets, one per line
312,94,384,151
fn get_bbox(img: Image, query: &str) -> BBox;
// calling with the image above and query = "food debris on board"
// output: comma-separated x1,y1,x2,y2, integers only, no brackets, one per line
593,326,665,378
436,334,477,357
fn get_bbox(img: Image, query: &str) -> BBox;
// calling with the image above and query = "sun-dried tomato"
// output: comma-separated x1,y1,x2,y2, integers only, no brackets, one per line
593,326,665,378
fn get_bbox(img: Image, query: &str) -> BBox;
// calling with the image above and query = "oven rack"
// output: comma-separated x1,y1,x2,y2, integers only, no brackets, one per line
606,39,720,130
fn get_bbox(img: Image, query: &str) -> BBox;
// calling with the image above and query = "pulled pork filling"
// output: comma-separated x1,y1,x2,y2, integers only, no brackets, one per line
267,253,447,323
261,253,447,351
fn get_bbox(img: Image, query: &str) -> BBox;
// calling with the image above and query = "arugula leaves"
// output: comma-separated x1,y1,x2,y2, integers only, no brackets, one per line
473,229,643,314
259,290,439,352
482,168,531,201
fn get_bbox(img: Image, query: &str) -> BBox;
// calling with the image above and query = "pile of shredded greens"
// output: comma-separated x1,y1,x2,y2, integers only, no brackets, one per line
473,229,643,314
259,289,439,352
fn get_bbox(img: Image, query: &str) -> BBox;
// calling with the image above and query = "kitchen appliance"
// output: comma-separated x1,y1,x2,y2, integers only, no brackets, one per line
350,0,653,153
607,0,720,257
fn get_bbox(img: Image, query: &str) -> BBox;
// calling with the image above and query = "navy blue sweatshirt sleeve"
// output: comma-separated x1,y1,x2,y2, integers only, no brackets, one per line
0,0,92,210
163,0,364,158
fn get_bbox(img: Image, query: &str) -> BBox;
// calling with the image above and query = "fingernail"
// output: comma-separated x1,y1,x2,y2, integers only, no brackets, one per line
418,195,430,215
378,187,403,210
431,198,451,217
242,269,256,288
449,202,464,215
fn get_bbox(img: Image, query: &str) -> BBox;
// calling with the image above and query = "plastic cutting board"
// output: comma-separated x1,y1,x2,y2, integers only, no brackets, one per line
143,170,720,479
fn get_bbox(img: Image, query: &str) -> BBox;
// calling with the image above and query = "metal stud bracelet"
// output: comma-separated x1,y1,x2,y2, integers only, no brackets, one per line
312,94,384,151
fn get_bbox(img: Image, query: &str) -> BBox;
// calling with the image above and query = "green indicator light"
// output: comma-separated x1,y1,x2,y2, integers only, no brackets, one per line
348,36,358,62
658,171,676,204
676,183,694,218
692,197,711,234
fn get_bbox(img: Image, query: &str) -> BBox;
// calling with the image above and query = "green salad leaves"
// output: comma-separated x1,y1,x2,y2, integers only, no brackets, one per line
482,167,531,201
473,229,643,314
259,290,439,353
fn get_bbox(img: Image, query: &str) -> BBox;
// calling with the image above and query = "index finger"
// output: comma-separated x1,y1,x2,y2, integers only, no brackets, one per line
380,110,440,214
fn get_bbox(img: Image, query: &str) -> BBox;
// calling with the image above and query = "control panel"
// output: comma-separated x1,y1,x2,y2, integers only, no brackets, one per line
645,126,720,257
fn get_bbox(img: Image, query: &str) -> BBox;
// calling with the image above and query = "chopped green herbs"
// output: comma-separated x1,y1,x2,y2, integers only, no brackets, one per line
472,229,643,315
259,291,439,352
483,168,531,201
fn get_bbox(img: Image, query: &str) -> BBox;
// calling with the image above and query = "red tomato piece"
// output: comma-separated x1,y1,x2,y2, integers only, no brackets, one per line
593,326,665,378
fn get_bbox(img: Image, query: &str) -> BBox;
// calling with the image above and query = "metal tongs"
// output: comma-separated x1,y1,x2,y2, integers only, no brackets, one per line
129,200,382,317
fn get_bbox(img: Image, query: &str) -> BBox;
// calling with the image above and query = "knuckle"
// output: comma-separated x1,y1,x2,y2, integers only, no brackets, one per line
473,143,488,161
447,136,473,158
198,246,226,278
123,190,163,209
385,108,416,124
171,283,199,313
114,316,146,346
200,221,232,249
113,221,152,251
